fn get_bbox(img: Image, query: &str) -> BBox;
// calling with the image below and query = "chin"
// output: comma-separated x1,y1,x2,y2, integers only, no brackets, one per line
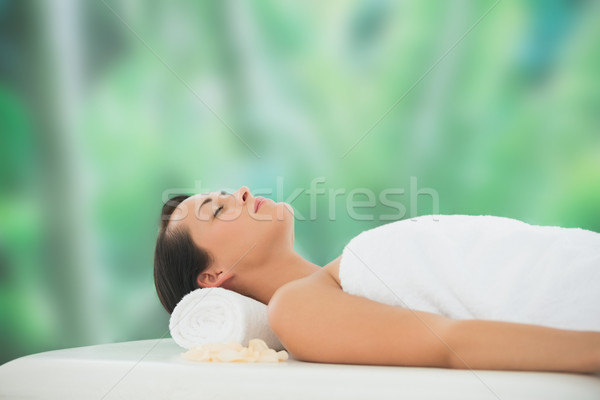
282,202,294,216
273,202,294,221
275,203,295,239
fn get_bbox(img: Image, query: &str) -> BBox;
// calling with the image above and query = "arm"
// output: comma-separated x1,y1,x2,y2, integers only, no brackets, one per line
268,270,600,372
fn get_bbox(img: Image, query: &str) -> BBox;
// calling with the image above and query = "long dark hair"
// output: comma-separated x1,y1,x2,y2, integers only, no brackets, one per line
154,195,212,313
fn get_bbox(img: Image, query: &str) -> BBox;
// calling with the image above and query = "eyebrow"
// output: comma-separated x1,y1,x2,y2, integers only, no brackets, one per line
197,191,228,216
198,197,212,213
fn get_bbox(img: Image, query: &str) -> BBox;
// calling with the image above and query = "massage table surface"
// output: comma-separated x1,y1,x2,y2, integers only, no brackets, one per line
1,339,599,399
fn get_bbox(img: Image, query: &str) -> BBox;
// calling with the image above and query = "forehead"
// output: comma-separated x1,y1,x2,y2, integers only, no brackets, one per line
169,193,210,227
183,193,209,209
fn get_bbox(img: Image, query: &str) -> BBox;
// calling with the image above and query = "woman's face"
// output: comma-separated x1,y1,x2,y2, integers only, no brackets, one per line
168,186,294,287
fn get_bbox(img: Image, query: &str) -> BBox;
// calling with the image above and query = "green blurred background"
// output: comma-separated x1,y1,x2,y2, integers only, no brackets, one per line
1,0,599,364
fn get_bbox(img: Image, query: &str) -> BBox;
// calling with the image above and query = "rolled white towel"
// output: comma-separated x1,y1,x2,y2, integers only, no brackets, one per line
169,287,283,351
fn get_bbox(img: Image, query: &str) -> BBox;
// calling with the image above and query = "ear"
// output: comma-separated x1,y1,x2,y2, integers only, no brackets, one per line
196,268,233,288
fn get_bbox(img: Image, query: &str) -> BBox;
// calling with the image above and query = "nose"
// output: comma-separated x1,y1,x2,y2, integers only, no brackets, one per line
235,186,251,204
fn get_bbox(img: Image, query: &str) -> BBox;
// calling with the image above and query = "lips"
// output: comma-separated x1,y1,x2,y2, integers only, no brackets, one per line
254,197,265,213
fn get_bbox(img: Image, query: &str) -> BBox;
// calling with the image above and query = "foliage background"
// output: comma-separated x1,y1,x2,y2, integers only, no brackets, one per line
1,0,599,364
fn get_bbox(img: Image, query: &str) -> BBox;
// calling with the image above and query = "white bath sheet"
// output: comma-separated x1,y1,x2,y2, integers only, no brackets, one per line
340,215,600,331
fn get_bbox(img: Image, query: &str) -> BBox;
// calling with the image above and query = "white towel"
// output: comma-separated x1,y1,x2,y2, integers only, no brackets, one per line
340,215,600,331
169,287,283,350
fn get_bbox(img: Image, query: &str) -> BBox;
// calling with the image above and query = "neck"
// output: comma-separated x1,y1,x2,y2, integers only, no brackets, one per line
240,250,321,305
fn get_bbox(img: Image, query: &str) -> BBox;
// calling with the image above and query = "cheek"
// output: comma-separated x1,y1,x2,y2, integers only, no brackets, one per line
212,224,238,245
199,225,232,255
213,220,255,250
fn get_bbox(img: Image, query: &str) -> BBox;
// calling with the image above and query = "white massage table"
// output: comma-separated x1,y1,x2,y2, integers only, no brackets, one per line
1,339,599,399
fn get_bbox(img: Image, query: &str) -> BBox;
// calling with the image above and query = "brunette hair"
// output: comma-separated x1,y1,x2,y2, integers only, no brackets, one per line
154,195,212,313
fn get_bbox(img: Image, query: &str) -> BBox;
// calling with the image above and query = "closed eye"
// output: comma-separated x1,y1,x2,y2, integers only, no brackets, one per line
214,190,229,218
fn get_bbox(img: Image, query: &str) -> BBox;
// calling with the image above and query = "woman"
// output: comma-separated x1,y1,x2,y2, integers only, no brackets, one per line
154,186,600,372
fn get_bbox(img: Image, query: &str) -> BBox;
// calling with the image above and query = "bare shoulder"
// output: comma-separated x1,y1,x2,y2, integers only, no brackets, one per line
269,255,342,306
267,255,453,365
322,255,342,287
268,256,341,312
266,255,347,360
